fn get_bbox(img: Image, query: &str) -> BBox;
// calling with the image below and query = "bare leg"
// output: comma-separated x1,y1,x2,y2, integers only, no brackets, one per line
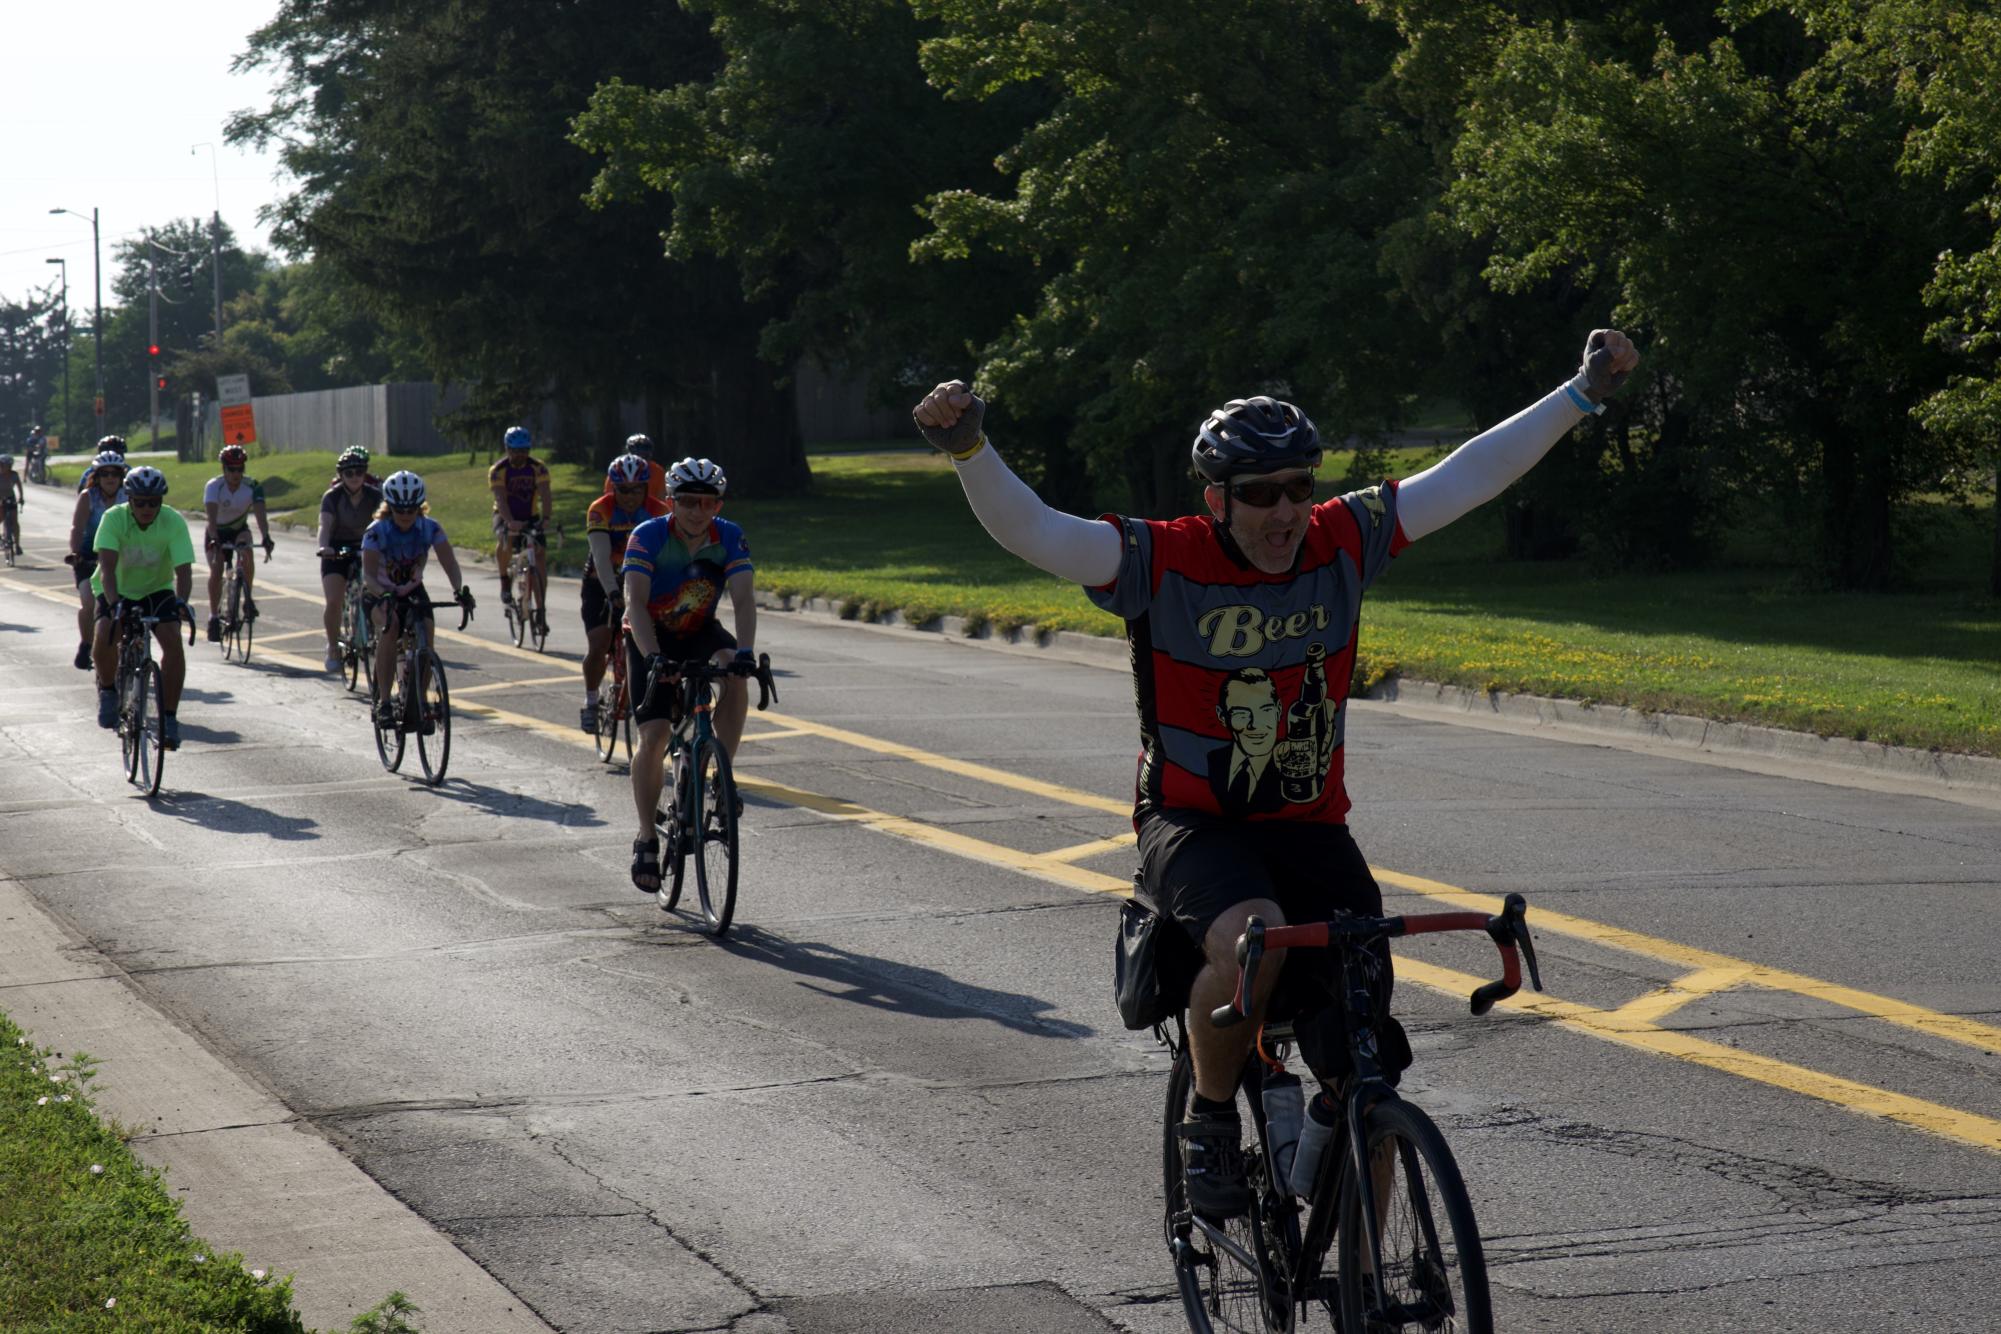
206,551,225,617
714,676,748,760
632,719,671,840
322,572,346,656
92,613,116,691
583,624,611,692
1186,898,1288,1102
156,623,185,712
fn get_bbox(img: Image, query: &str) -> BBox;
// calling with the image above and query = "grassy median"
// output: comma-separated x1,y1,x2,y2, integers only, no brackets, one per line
50,445,1999,755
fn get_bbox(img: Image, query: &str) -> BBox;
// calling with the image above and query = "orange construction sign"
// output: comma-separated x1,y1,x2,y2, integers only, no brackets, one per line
220,403,258,446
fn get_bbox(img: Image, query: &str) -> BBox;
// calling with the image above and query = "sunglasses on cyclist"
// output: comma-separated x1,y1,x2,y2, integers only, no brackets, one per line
1229,475,1315,508
224,466,245,474
389,504,422,515
613,482,646,495
128,498,162,510
338,466,366,477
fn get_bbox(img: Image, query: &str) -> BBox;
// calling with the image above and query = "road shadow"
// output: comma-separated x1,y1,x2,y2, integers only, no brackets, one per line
178,687,238,704
175,721,243,746
150,792,320,841
0,623,40,634
427,779,607,827
707,923,1092,1040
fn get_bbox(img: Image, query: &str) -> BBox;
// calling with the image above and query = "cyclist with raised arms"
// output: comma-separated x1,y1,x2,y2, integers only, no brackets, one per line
201,444,276,642
581,453,668,731
913,329,1638,1220
621,456,756,894
66,450,129,669
0,453,23,555
488,426,552,632
361,471,475,726
316,447,385,672
90,467,195,748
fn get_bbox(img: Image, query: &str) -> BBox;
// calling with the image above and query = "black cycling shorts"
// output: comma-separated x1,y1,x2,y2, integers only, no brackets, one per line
366,587,436,628
579,575,621,633
321,552,361,581
96,589,180,624
1137,808,1405,1085
626,620,737,726
74,555,96,586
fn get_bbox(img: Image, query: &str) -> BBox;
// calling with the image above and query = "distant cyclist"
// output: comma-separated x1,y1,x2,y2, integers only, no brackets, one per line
90,467,195,748
488,426,551,631
0,454,23,554
316,447,385,671
622,457,757,893
65,451,129,669
602,433,668,507
77,435,127,493
580,453,668,731
361,471,475,726
22,425,47,482
202,444,276,642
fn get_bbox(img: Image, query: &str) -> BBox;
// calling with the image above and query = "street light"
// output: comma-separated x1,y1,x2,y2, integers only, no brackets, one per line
43,257,70,452
49,206,102,441
190,143,223,339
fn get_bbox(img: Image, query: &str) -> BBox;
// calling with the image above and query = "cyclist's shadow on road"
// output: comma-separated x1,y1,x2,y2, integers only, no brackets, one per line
173,722,244,746
426,780,607,828
0,623,41,634
151,792,319,841
714,924,1092,1039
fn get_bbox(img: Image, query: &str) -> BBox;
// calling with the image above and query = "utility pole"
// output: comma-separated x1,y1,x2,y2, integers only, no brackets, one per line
192,144,224,343
49,206,103,441
148,235,161,450
43,257,69,452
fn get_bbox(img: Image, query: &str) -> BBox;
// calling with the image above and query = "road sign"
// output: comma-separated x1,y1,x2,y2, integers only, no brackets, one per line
215,374,257,446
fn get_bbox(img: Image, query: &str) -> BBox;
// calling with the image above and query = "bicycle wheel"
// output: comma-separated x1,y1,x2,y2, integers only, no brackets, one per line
222,576,241,661
507,573,527,647
660,746,690,911
594,677,624,763
529,576,548,652
135,660,167,797
342,594,364,690
237,581,254,665
1336,1097,1491,1334
414,649,451,786
691,737,739,936
1164,1046,1299,1333
373,667,406,773
121,658,149,785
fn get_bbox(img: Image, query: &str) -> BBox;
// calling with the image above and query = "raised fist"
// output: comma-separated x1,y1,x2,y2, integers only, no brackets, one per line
912,380,986,456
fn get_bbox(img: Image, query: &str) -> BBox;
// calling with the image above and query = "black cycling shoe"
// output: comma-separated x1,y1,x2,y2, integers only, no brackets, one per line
74,642,92,670
1178,1112,1252,1220
206,614,222,643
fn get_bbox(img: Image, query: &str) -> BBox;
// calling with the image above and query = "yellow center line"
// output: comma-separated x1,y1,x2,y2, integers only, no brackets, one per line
1601,965,1758,1030
739,727,817,742
452,675,580,696
248,628,329,647
757,709,1130,815
1376,869,2001,1057
1042,833,1139,864
0,572,84,608
1396,958,2001,1155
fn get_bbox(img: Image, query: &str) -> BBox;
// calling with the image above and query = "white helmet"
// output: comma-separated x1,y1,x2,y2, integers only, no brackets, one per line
667,456,726,497
606,454,651,488
383,470,426,507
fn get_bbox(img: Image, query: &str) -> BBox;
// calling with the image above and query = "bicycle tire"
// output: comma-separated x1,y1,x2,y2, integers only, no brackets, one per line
122,656,150,786
661,747,690,911
507,568,528,647
238,580,254,665
692,737,739,936
342,592,364,691
139,660,166,797
1163,1046,1298,1334
373,667,406,773
1335,1096,1491,1334
414,649,451,785
594,673,623,763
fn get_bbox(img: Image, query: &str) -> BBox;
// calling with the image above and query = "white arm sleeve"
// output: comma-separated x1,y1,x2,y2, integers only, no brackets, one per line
952,441,1124,587
588,530,619,593
1396,379,1595,543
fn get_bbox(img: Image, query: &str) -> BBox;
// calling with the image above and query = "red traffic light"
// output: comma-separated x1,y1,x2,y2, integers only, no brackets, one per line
156,375,168,390
148,343,160,358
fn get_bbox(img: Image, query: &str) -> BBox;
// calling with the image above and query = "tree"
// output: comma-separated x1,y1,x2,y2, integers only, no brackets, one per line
0,287,68,446
572,0,1040,467
230,0,812,492
1446,8,1981,588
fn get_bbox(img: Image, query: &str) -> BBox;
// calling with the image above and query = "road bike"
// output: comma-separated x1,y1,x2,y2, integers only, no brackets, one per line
113,600,196,798
1165,894,1543,1333
213,536,270,665
371,591,473,786
325,546,373,693
26,444,49,486
642,653,777,937
502,518,556,652
592,600,633,765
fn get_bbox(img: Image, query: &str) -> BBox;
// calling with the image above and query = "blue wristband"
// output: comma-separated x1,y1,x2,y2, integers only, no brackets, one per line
1562,381,1605,416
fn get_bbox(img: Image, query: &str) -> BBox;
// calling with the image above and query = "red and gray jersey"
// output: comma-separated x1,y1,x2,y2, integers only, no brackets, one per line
1084,481,1408,826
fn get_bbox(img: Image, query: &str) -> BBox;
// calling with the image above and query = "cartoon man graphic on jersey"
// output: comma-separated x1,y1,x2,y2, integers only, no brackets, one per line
1208,668,1288,815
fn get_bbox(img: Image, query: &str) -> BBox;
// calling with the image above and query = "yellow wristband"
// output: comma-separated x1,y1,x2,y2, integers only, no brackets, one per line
948,432,989,463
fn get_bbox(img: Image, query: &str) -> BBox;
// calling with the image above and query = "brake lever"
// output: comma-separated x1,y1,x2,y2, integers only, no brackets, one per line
1208,916,1267,1029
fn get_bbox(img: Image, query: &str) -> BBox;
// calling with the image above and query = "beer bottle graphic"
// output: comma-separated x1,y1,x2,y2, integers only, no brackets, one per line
1278,643,1330,803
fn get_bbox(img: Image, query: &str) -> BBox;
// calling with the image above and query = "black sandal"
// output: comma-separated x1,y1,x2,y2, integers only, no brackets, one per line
630,837,661,894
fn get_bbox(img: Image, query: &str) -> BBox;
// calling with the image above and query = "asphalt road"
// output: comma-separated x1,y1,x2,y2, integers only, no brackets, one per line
3,494,1999,1333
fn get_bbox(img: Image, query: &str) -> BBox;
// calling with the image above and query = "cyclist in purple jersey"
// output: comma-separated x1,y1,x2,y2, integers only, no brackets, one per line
487,426,552,630
361,471,475,725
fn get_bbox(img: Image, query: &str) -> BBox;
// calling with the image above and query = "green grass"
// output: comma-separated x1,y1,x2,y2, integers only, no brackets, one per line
727,449,1999,757
0,1011,309,1331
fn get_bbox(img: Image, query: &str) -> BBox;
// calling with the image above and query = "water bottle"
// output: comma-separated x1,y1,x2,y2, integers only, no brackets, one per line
1260,1070,1304,1194
1289,1090,1340,1201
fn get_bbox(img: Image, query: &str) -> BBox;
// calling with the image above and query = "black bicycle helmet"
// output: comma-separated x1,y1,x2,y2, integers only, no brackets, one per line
1190,397,1322,483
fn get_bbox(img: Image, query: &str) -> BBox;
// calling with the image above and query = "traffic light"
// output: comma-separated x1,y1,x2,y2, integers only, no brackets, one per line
148,342,160,358
156,374,168,392
180,257,196,289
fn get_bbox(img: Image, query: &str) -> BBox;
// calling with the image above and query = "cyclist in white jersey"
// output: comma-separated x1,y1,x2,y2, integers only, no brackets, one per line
202,444,275,642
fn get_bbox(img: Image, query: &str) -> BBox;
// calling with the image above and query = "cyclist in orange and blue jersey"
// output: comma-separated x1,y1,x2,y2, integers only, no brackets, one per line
579,453,668,731
487,426,551,629
620,456,756,893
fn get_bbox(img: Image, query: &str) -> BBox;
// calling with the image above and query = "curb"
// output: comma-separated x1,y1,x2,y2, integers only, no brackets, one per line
754,591,2001,802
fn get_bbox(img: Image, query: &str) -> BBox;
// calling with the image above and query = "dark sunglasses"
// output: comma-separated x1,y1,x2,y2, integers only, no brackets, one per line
1230,476,1315,508
389,504,422,514
338,467,366,477
128,498,163,509
613,482,646,494
224,466,245,473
